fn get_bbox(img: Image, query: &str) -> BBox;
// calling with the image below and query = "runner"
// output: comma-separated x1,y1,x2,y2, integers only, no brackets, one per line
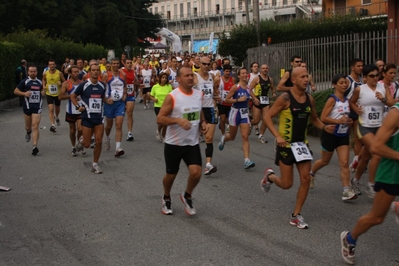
277,55,302,92
247,62,260,135
140,62,155,109
214,64,235,135
309,74,356,201
349,64,395,198
58,65,85,156
341,101,399,265
194,56,220,175
260,67,335,229
165,56,179,90
121,58,139,141
346,59,364,173
249,64,276,143
103,58,127,157
42,59,65,133
150,72,173,142
14,65,44,155
218,67,256,170
157,66,207,216
71,63,112,173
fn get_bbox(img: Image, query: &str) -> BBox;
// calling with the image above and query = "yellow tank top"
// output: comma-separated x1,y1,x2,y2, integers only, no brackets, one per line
45,70,61,96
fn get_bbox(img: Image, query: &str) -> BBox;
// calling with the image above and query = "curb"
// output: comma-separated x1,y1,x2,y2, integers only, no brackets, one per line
0,98,20,112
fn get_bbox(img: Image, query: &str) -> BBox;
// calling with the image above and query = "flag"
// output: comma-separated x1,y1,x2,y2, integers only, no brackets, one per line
208,32,214,53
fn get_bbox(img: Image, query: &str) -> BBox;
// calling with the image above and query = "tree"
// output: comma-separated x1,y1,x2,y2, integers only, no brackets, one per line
0,0,163,53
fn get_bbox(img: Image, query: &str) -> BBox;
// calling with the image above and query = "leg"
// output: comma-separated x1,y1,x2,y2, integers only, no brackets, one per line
336,145,350,187
186,164,202,195
55,105,60,121
219,114,227,135
93,124,104,163
163,173,177,196
351,189,395,239
114,116,124,143
311,150,334,174
48,103,55,125
352,120,362,156
294,162,312,216
204,124,216,164
23,114,32,133
31,114,41,146
126,101,135,133
105,117,113,137
239,123,251,159
268,162,294,189
69,122,77,147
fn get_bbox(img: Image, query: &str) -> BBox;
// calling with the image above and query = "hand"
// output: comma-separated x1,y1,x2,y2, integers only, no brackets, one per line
200,121,208,134
323,124,336,134
78,106,85,112
253,98,260,106
272,92,277,98
276,136,288,147
25,90,31,97
106,98,114,105
214,95,221,102
355,104,363,115
375,91,384,101
178,118,192,130
154,98,158,103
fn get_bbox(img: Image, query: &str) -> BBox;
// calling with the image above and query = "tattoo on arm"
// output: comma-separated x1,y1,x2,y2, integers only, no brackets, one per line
282,93,290,103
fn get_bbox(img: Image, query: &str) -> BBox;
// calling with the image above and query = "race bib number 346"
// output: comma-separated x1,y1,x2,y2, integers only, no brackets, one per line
290,142,313,162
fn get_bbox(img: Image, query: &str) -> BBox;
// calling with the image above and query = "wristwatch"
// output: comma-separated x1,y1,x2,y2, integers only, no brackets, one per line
75,104,80,110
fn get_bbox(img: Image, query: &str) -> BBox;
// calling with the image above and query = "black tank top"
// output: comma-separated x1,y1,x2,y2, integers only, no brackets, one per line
284,69,293,88
259,75,271,97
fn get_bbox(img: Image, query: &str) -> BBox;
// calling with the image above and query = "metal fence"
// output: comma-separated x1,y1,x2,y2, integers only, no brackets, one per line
246,29,399,91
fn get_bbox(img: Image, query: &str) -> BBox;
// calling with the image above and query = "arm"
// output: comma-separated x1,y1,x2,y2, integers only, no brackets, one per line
309,74,316,92
349,87,362,115
269,77,277,97
58,81,69,100
14,86,30,97
224,85,238,104
264,93,290,146
59,71,66,83
156,94,191,130
42,72,47,90
276,72,292,92
149,85,158,103
309,95,335,133
249,76,260,106
375,87,396,107
370,108,399,159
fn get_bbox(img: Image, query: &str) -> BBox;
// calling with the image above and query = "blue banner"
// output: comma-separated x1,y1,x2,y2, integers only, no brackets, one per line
193,39,219,53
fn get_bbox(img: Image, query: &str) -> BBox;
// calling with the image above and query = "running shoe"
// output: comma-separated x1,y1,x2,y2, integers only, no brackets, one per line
350,178,361,195
340,231,356,265
226,125,230,133
156,130,160,141
255,127,259,135
290,214,308,229
244,160,255,169
127,133,134,141
76,137,84,152
146,103,150,109
391,201,399,225
257,135,267,144
115,148,125,157
218,135,225,151
91,164,102,174
80,148,86,155
349,156,359,173
139,98,143,103
71,147,77,157
50,126,57,133
204,164,217,175
199,134,205,143
25,131,31,142
342,189,357,201
104,138,111,151
161,198,173,215
180,192,196,216
32,146,39,156
365,184,375,199
309,172,315,189
261,168,274,193
144,105,147,110
90,138,95,148
56,118,60,127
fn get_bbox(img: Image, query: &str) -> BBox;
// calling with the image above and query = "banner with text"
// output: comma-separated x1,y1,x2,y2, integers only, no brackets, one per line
193,39,219,53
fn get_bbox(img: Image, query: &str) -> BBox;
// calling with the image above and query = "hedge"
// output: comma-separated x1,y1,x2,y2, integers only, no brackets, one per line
0,41,24,101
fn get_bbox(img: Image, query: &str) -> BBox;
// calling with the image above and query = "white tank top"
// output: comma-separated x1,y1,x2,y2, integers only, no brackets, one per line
358,83,386,128
194,72,214,108
328,95,350,136
165,88,203,146
141,69,152,88
66,81,81,115
168,68,179,89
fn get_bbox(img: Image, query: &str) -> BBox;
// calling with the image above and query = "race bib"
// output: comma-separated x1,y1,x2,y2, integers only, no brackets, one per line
29,91,40,103
290,142,313,162
112,89,123,101
49,84,58,95
203,87,212,99
182,106,200,124
240,108,249,119
144,78,150,87
221,91,228,102
365,106,383,126
337,123,349,134
127,84,134,94
259,96,269,104
89,98,102,113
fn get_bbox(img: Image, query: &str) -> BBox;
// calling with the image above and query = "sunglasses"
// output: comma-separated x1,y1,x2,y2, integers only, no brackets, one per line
294,60,302,63
367,73,380,78
201,62,211,66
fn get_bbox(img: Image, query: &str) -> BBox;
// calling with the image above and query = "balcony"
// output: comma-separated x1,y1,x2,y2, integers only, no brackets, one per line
323,2,387,17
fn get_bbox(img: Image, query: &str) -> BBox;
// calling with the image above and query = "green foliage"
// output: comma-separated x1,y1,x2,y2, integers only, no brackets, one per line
307,88,334,135
3,30,107,64
0,0,162,52
0,41,24,101
219,16,387,65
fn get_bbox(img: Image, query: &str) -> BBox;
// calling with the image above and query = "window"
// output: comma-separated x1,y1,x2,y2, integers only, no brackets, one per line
216,4,220,14
167,11,171,20
180,3,183,18
272,0,276,6
155,7,158,13
187,3,191,15
161,6,164,15
283,0,287,5
362,0,371,4
194,7,197,16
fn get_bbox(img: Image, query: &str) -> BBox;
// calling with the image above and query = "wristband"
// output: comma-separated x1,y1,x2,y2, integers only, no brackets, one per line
381,98,387,104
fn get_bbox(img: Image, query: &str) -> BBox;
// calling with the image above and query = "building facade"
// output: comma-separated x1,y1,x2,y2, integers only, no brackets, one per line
323,0,388,17
149,0,322,51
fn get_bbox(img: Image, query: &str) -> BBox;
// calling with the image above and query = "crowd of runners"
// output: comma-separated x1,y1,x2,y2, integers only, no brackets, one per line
13,52,399,264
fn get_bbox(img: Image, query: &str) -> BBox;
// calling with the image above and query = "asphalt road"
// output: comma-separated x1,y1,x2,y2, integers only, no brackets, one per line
0,101,398,266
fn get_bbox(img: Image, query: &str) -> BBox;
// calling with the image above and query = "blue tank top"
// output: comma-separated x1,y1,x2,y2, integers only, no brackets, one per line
232,84,250,109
